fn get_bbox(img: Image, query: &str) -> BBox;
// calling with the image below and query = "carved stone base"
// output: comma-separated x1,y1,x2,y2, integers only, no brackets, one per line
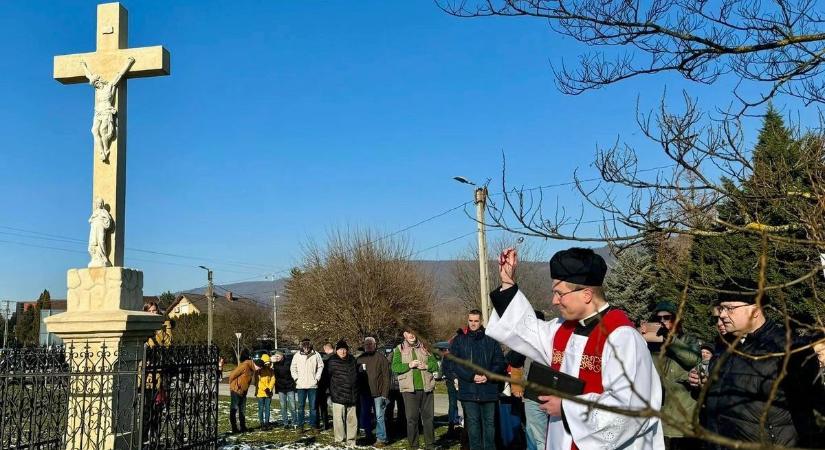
44,266,163,450
66,266,143,311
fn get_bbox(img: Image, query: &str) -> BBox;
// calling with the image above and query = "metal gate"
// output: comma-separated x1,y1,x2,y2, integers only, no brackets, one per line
0,343,218,450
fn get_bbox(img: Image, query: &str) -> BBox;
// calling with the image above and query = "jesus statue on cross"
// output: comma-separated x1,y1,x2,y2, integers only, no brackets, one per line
81,57,135,162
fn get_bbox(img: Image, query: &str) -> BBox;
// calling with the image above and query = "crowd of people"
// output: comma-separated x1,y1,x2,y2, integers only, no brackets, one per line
224,246,825,450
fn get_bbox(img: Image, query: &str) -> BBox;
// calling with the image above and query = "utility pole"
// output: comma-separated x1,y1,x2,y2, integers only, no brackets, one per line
2,301,10,349
272,290,278,350
454,177,492,325
475,187,491,325
199,266,214,347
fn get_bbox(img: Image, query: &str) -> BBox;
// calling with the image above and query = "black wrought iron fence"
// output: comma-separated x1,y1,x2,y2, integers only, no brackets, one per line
142,345,219,450
0,343,219,450
0,346,69,449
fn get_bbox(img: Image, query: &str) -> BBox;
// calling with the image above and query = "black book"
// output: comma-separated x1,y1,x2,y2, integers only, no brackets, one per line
524,362,585,402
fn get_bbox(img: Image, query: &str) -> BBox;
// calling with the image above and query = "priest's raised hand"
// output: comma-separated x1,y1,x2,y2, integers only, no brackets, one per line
499,247,517,289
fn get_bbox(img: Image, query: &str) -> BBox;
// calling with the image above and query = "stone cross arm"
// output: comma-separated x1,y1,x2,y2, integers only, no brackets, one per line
54,46,170,85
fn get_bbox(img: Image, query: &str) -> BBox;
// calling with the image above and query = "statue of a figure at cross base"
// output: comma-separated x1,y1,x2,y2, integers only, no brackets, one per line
81,57,134,163
88,196,114,267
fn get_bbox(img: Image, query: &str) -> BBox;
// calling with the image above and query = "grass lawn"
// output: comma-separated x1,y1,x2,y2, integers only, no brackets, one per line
218,396,462,449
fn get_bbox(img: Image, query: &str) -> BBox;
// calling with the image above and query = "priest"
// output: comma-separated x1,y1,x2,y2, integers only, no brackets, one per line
486,247,665,450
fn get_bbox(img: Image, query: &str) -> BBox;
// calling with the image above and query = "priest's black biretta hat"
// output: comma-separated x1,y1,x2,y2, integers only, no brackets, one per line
549,247,607,286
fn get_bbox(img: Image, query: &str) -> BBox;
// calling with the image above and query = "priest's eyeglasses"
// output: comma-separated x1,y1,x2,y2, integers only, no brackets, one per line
553,287,586,299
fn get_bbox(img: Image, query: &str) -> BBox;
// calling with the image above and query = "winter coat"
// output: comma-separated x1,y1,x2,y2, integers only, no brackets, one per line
255,366,276,398
318,352,333,395
391,342,439,393
229,359,257,396
441,329,466,382
290,350,324,389
273,358,296,393
327,354,359,405
449,327,506,402
650,332,701,438
703,319,825,448
356,350,391,398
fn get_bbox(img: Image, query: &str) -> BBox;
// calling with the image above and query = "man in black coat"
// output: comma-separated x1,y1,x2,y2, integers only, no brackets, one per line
272,352,298,428
449,309,506,450
316,342,334,430
695,282,825,448
327,340,359,447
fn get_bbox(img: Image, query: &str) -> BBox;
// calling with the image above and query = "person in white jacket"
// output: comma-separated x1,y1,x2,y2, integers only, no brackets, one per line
290,338,325,432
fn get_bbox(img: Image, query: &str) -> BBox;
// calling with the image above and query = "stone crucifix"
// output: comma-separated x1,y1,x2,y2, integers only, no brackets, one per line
54,2,170,267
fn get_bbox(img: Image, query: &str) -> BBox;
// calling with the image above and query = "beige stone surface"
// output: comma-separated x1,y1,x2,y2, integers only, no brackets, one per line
53,2,170,267
64,267,143,311
45,266,162,450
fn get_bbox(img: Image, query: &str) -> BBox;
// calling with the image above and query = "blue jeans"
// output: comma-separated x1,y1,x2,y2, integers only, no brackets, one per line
462,400,496,450
357,394,388,441
229,392,247,433
358,393,374,437
524,398,547,450
257,397,271,425
498,397,524,448
278,391,298,426
446,380,460,425
296,388,318,428
373,396,388,442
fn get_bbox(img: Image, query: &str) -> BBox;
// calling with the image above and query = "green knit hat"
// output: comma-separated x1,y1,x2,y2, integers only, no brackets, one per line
653,301,677,315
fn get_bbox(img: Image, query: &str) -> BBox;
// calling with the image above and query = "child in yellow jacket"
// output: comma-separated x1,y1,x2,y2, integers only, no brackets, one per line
256,354,276,428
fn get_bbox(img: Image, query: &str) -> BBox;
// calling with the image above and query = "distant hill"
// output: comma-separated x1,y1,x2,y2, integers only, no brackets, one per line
176,249,615,306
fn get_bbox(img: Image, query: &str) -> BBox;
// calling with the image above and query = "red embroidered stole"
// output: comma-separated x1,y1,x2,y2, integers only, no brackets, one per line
549,308,634,449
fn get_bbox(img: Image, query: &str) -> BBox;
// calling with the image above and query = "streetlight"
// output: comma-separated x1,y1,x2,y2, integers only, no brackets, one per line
266,275,280,349
453,176,491,325
235,332,242,364
198,266,214,347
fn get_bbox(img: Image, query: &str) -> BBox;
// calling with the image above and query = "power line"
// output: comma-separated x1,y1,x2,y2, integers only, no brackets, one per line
0,226,277,272
0,163,674,288
0,237,268,276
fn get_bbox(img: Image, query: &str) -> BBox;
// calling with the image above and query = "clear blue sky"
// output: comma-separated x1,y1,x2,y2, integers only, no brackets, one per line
0,0,811,301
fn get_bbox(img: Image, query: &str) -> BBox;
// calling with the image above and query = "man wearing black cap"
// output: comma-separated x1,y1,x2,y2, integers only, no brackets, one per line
486,247,665,450
327,339,359,447
697,280,825,448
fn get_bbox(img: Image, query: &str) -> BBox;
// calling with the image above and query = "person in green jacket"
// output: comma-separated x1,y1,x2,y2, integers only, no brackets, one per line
391,326,439,450
640,300,701,449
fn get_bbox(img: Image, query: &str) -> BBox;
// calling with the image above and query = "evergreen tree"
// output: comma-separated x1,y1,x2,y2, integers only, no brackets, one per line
14,307,37,346
604,247,658,322
36,289,51,310
687,105,825,336
158,291,176,312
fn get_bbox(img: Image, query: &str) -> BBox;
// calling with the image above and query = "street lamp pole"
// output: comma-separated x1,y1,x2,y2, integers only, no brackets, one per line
199,266,214,347
234,332,242,364
454,177,491,325
273,293,280,349
267,275,279,349
475,187,490,325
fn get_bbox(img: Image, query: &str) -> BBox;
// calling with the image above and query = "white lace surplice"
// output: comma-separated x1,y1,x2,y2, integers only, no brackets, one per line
486,290,665,450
